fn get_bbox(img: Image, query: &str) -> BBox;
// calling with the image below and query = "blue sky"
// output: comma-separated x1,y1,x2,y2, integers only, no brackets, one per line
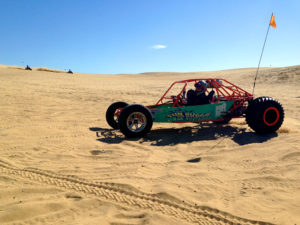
0,0,299,74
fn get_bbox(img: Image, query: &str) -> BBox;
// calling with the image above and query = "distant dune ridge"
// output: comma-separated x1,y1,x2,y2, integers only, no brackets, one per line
0,64,69,73
0,64,300,225
36,67,66,73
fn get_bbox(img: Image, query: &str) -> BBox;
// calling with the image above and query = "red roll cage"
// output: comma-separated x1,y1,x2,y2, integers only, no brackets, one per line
148,79,254,118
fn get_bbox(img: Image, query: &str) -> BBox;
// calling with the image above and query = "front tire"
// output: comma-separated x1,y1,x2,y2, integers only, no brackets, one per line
118,104,153,138
106,102,128,129
246,97,284,134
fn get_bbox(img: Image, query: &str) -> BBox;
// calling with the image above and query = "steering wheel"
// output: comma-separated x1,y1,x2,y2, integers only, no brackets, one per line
171,90,186,106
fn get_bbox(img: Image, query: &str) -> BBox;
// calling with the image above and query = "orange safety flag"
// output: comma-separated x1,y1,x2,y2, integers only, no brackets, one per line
270,14,277,28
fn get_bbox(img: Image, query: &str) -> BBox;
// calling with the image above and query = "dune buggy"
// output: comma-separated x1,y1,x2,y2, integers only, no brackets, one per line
106,79,284,138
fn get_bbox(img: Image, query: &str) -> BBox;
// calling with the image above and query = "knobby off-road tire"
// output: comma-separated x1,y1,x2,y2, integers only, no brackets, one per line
118,104,153,138
106,101,128,129
246,97,284,134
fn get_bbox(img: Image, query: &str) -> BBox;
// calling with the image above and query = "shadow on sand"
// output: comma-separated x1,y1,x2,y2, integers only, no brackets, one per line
90,123,278,146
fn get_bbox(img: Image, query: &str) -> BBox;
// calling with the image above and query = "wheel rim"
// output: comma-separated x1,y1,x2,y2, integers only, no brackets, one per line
126,112,147,132
263,107,280,126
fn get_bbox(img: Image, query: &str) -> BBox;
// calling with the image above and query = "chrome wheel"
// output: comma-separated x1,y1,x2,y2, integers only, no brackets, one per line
126,112,147,133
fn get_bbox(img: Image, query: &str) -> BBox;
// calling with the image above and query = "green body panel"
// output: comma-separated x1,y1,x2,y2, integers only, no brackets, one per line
148,101,234,123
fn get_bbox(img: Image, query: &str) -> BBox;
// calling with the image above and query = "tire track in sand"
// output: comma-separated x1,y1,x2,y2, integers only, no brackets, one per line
0,160,273,225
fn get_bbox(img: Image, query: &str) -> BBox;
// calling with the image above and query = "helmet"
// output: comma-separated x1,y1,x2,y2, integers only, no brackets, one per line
194,81,207,94
194,81,207,88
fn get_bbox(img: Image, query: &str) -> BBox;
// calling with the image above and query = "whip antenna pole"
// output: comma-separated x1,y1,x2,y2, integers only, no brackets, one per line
252,13,274,95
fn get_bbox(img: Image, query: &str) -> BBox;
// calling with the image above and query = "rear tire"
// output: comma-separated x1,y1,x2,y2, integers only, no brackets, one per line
106,102,128,129
118,104,153,138
246,97,284,134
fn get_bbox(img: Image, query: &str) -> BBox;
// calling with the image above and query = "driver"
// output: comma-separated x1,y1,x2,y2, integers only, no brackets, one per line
185,81,214,105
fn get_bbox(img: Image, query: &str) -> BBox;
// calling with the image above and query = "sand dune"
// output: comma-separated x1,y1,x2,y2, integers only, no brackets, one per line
0,65,299,224
35,67,66,73
0,64,66,73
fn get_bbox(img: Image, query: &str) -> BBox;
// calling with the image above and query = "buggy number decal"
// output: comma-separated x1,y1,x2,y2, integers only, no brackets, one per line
167,112,211,120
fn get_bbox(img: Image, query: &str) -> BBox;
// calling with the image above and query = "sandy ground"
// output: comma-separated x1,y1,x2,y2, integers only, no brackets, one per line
0,64,299,225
